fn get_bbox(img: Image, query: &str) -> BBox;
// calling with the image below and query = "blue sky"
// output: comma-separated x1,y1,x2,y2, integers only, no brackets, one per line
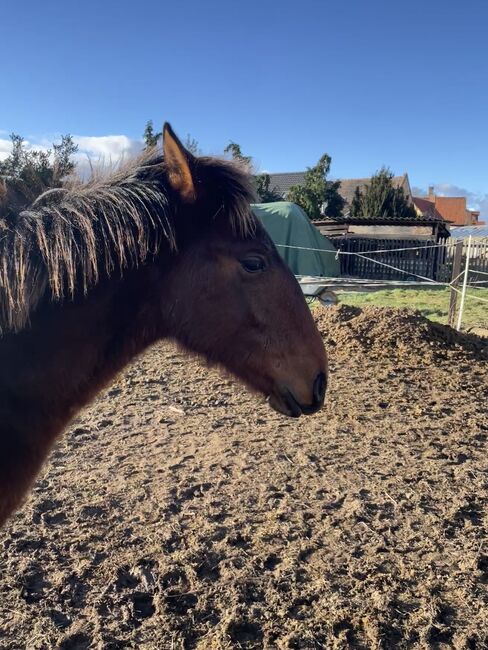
1,0,487,216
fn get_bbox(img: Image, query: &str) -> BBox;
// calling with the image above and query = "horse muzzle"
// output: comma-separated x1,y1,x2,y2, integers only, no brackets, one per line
268,372,327,418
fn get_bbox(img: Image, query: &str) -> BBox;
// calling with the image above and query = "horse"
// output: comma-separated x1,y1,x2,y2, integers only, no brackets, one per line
0,123,327,527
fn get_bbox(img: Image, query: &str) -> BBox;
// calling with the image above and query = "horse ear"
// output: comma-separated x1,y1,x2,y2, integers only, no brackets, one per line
163,123,196,203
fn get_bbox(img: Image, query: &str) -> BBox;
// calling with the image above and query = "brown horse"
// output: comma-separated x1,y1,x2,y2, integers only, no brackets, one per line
0,124,327,527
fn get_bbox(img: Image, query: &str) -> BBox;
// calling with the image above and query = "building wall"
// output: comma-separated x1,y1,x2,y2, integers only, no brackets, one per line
347,225,435,239
434,197,470,226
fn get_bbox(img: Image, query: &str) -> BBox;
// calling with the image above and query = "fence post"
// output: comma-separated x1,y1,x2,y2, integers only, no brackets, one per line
456,235,473,332
448,240,464,327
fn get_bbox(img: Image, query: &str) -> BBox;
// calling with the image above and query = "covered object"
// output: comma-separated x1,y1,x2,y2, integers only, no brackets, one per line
251,202,340,277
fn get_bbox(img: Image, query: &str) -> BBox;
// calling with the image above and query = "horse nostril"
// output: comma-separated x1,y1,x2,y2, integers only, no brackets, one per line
313,372,327,404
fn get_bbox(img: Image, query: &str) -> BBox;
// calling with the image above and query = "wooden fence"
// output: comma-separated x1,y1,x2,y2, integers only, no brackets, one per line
334,238,446,280
437,238,488,283
333,237,488,282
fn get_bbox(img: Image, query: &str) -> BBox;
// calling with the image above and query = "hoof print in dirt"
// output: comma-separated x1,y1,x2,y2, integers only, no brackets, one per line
131,591,156,620
58,632,93,650
226,620,264,647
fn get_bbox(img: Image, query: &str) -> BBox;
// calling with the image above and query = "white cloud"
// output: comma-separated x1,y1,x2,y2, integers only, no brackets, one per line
71,135,144,178
0,138,13,161
0,136,51,156
0,131,144,173
73,135,143,161
474,194,488,220
412,186,426,196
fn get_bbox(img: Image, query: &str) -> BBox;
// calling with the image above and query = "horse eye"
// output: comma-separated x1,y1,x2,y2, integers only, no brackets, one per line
240,256,266,273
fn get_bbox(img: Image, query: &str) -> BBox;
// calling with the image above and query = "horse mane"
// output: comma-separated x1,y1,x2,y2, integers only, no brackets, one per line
0,148,255,335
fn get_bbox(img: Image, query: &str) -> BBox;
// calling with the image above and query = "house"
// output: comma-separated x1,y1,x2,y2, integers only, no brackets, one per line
267,172,413,212
267,172,308,198
268,170,451,240
337,173,412,209
413,186,484,226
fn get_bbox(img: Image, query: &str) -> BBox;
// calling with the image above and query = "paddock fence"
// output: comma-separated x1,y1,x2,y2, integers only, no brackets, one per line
330,237,488,283
276,234,488,331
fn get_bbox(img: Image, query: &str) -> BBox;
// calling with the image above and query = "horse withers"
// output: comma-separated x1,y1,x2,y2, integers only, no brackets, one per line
0,123,327,526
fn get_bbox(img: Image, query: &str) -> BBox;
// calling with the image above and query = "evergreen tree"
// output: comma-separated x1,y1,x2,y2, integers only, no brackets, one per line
287,154,345,220
254,173,282,203
0,133,78,210
224,142,252,169
349,167,416,218
144,121,200,156
224,142,281,202
184,134,201,156
350,186,362,216
143,120,162,148
53,135,78,178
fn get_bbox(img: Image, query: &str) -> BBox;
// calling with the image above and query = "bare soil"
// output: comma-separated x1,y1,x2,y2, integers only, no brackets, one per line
1,306,487,649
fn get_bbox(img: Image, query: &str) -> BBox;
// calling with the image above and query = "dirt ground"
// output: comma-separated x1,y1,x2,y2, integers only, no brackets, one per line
1,306,487,649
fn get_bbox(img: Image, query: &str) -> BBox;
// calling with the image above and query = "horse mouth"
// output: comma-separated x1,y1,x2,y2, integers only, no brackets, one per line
268,374,326,418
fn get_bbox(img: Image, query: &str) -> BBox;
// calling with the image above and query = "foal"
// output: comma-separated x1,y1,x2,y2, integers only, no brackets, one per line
0,124,327,526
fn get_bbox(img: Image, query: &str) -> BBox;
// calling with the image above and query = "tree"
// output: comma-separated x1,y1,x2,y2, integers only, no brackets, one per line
224,141,282,203
349,167,416,219
224,142,252,169
143,120,162,148
0,133,78,210
184,134,201,156
53,135,78,178
287,154,345,220
350,185,362,217
143,121,200,156
254,173,282,202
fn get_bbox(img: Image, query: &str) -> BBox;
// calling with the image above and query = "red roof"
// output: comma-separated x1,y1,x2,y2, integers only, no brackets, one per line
434,197,468,225
414,193,479,226
412,197,445,221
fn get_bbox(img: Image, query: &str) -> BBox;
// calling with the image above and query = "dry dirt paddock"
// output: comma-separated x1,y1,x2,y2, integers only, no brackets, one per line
0,306,487,650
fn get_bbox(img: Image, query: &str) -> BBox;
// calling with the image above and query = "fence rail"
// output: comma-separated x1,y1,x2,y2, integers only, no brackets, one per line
334,238,444,280
437,238,488,283
333,237,488,282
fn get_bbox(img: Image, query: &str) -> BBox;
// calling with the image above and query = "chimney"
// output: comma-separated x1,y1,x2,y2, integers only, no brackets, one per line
428,185,435,200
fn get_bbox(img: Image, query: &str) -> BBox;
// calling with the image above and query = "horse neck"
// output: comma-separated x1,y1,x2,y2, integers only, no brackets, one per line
0,264,163,524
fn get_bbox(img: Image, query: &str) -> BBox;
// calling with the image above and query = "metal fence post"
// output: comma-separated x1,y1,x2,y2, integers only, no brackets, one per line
448,240,464,327
456,235,473,331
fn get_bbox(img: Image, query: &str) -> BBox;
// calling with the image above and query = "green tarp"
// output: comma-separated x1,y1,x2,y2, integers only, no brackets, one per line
251,201,340,278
